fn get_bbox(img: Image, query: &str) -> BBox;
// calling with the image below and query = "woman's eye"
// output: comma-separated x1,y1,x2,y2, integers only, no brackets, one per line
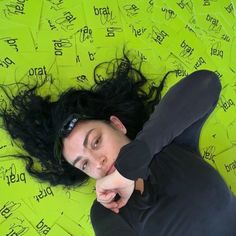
92,137,100,149
82,161,88,170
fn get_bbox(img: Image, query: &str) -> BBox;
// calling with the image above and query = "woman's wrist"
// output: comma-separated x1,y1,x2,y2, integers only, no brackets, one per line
135,178,144,194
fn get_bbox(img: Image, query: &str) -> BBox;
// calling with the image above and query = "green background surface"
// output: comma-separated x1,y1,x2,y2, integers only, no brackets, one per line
0,0,236,235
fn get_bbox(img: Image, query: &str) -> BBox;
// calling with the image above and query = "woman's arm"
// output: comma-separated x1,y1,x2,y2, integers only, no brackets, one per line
96,70,221,211
115,70,221,180
90,201,136,236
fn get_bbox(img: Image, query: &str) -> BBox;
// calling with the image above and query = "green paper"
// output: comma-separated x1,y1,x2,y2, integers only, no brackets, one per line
0,159,40,202
0,1,236,236
47,224,72,236
215,86,236,126
85,0,122,27
0,26,35,53
37,31,77,66
0,0,43,40
214,146,236,195
0,211,39,236
40,1,86,36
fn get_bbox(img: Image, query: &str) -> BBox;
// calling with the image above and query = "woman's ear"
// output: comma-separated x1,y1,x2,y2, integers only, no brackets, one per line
109,115,127,134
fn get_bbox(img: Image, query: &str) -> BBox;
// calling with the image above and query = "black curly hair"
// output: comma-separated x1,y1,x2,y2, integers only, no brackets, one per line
0,55,169,186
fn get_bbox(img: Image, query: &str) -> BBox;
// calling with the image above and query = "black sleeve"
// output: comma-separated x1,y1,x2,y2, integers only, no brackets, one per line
90,201,136,236
115,70,221,180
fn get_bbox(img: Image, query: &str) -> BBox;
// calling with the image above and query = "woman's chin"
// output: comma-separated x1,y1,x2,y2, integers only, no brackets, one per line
107,165,116,175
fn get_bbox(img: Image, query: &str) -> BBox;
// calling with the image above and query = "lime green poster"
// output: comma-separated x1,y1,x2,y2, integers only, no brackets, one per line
0,0,236,235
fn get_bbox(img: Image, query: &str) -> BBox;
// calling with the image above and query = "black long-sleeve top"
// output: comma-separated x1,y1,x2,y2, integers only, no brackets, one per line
90,70,236,236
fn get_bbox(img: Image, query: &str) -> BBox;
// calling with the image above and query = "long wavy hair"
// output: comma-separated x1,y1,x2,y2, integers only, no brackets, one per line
0,55,169,186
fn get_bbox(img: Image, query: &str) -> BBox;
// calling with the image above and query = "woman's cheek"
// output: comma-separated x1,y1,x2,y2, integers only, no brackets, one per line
92,170,101,179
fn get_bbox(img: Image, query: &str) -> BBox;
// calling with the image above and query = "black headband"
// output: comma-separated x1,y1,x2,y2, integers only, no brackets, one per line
59,113,92,138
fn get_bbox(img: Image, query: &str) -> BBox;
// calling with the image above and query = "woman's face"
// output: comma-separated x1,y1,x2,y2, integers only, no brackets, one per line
62,116,130,179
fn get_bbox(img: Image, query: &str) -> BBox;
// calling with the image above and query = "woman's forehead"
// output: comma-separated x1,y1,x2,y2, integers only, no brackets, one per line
62,120,107,158
63,120,105,143
62,121,91,157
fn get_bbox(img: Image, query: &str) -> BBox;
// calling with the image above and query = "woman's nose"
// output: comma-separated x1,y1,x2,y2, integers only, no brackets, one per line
94,155,106,169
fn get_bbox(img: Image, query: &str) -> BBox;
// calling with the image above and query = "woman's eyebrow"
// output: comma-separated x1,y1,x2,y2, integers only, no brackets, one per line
83,128,95,147
72,156,82,167
72,128,95,166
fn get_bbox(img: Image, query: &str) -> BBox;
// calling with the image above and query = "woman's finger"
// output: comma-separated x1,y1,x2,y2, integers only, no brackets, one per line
115,197,128,209
97,191,116,204
110,208,119,214
101,201,118,210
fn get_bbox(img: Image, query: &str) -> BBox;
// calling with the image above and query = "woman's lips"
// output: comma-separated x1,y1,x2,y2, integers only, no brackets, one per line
107,164,116,175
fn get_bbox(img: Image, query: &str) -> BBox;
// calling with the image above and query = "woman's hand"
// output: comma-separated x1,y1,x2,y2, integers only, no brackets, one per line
96,169,135,213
